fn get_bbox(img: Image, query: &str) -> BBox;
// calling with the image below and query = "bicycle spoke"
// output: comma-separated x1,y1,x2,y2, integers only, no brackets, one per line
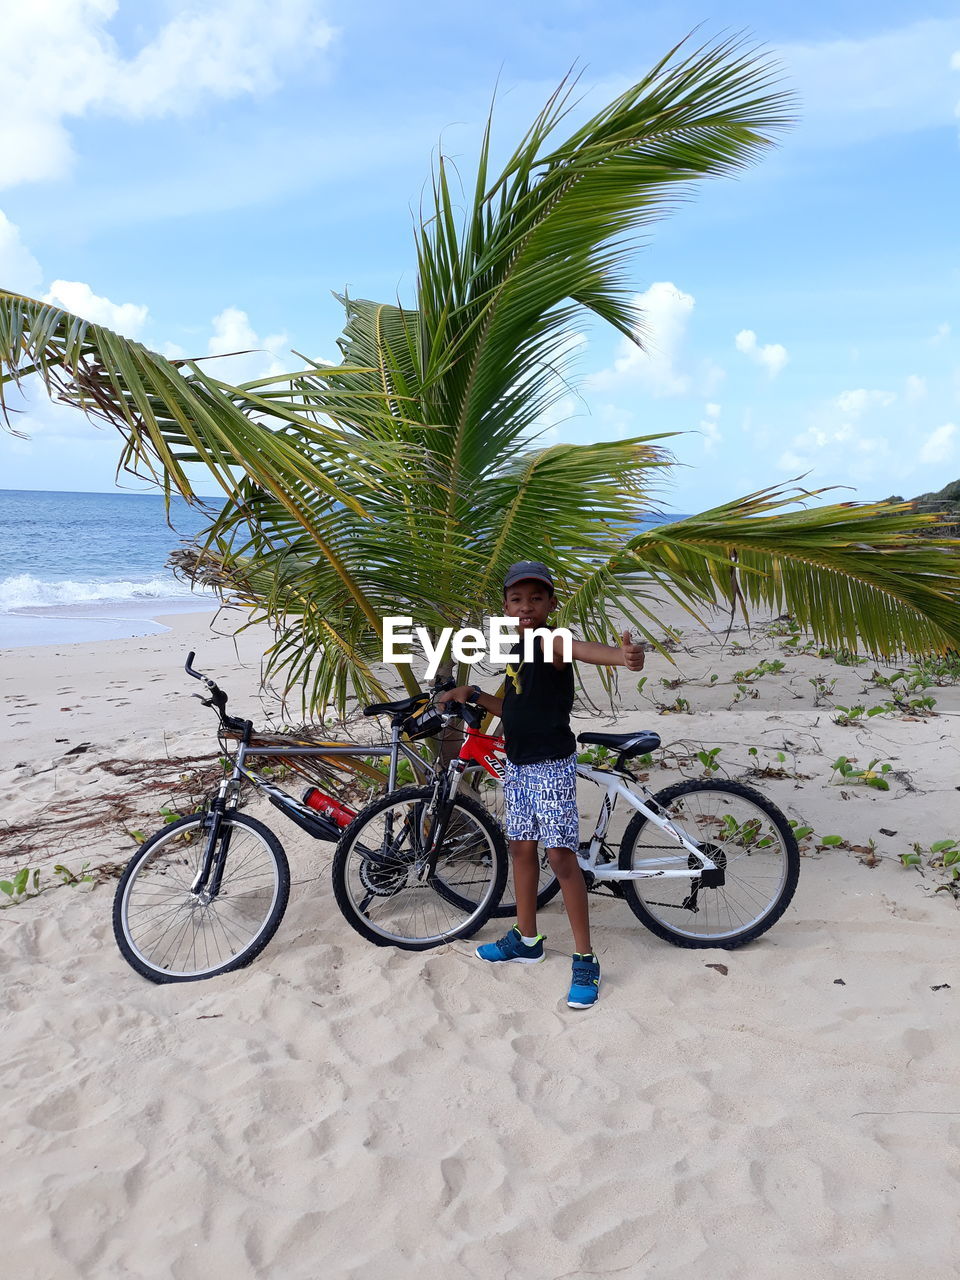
624,783,795,944
118,817,283,978
335,788,504,947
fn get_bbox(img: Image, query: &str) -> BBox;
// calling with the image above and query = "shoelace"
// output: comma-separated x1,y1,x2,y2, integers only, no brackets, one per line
572,959,598,986
500,930,526,951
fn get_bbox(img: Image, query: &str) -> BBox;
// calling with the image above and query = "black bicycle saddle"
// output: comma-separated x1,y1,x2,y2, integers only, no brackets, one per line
577,730,661,758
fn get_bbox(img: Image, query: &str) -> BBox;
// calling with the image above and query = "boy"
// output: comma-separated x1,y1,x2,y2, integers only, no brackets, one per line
439,560,645,1009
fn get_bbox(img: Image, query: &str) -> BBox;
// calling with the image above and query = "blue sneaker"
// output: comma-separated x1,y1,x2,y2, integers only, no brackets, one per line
476,926,545,964
567,953,601,1008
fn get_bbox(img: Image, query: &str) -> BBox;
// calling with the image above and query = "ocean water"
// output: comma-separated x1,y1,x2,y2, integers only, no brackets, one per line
0,489,219,647
0,489,693,649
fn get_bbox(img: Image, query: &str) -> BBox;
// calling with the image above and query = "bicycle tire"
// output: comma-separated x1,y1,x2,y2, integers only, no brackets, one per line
618,779,800,949
331,785,508,950
113,811,290,983
418,783,561,918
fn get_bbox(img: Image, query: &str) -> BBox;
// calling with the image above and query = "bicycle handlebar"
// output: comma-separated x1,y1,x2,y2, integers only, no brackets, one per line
184,651,248,734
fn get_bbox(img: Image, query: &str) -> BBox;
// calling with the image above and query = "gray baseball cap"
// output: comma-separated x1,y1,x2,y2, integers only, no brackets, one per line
503,560,555,593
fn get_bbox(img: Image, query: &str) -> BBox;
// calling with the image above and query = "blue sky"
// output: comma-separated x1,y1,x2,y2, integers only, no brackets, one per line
1,0,959,512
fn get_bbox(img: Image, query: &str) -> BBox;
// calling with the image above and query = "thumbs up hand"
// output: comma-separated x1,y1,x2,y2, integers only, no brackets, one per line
621,630,646,672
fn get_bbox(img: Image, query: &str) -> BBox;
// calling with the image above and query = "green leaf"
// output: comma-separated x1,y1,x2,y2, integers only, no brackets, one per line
0,881,13,896
13,867,29,896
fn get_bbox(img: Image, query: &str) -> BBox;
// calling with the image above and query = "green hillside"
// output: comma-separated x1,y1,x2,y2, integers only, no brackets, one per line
885,480,960,531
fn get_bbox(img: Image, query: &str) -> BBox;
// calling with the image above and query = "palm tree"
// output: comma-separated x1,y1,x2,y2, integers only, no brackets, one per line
3,35,959,716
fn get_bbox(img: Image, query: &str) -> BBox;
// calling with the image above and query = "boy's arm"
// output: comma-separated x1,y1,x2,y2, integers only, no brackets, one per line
557,631,645,672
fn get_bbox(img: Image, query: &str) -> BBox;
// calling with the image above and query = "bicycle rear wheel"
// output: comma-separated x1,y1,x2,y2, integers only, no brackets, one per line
618,779,799,949
331,785,507,950
113,812,289,983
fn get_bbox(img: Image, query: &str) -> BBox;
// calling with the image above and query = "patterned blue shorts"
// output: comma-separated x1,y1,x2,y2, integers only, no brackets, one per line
503,753,579,851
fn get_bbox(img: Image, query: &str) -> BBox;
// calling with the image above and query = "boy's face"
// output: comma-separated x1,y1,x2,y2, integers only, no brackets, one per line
503,579,557,633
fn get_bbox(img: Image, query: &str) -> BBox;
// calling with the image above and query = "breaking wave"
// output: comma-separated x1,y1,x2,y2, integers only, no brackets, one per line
0,573,215,611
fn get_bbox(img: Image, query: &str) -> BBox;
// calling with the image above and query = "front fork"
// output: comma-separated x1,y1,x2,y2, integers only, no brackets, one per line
421,760,465,878
189,777,238,899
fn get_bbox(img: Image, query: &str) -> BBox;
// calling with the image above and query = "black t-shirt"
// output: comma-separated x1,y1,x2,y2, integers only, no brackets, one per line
501,636,576,765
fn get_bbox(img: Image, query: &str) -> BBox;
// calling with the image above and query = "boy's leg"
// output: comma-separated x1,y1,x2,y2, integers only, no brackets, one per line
545,846,591,955
474,763,546,964
510,840,542,939
548,845,600,1009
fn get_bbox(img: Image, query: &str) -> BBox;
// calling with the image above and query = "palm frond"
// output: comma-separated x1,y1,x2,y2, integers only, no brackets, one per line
0,292,403,508
612,485,960,658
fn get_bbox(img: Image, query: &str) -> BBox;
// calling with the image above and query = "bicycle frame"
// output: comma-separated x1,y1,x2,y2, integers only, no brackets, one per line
235,727,430,824
189,723,434,895
450,725,719,880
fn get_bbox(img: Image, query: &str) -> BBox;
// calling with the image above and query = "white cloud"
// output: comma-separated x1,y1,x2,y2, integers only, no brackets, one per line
699,402,721,453
781,18,960,148
930,322,951,344
0,1,337,189
777,450,807,473
43,280,149,338
201,307,289,381
834,388,896,416
919,422,957,464
1,214,149,339
905,375,927,401
735,329,789,379
776,405,894,485
588,282,695,397
0,211,43,294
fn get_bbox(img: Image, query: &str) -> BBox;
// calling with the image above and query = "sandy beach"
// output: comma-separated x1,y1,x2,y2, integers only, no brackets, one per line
2,606,959,1279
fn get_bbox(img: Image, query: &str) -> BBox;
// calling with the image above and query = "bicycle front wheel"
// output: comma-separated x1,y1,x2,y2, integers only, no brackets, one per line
619,779,799,949
113,811,290,983
331,785,508,950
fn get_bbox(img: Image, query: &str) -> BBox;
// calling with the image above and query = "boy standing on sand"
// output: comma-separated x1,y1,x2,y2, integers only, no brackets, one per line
439,560,645,1009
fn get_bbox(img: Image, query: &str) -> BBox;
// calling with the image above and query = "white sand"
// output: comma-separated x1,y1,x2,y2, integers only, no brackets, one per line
2,608,959,1279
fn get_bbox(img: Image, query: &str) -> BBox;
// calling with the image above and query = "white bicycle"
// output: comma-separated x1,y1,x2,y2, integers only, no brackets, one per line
332,698,801,951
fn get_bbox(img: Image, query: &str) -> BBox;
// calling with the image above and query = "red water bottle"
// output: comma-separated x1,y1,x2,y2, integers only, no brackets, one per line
301,788,356,828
